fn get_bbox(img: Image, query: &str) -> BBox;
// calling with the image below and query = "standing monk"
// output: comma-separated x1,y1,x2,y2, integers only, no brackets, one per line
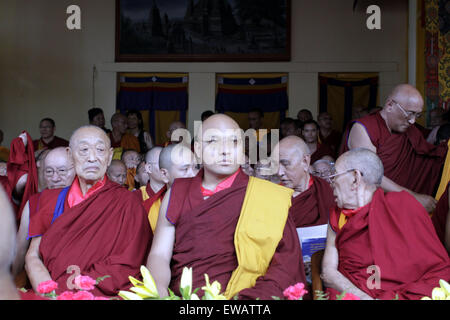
108,113,140,159
273,136,334,228
322,148,450,300
33,118,69,151
345,84,447,212
25,126,151,297
147,114,305,300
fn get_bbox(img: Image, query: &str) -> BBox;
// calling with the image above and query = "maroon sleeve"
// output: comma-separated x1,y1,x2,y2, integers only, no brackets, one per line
166,179,188,225
237,216,307,300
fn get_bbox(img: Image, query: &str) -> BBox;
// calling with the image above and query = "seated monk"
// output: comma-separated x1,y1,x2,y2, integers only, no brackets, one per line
108,113,140,159
159,143,198,189
35,149,51,192
302,120,335,164
25,126,151,297
345,84,447,213
311,159,334,184
106,160,127,187
134,161,150,189
322,148,450,300
121,150,142,190
147,114,306,300
33,118,69,151
272,136,334,228
13,147,76,286
135,147,167,233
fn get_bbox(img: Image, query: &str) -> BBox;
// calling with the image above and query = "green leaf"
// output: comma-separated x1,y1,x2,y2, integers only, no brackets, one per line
271,296,281,300
96,275,111,284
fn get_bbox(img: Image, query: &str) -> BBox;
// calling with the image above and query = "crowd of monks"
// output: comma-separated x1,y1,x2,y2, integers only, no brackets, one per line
0,83,449,300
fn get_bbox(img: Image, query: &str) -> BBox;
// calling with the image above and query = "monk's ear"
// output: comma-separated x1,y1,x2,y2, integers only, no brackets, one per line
302,154,311,171
352,170,363,188
66,147,73,160
107,148,114,167
145,163,152,175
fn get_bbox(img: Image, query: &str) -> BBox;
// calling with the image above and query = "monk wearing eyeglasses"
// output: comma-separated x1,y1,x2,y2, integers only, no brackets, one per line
344,84,448,213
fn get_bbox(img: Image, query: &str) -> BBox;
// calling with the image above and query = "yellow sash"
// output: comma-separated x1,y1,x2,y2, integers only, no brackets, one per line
224,176,294,299
112,147,123,160
140,185,162,232
435,139,450,201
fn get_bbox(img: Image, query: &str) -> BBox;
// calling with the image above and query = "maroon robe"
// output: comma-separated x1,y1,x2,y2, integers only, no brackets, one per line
28,178,152,297
33,136,69,151
8,132,38,222
319,129,342,158
329,188,450,300
167,170,306,300
311,143,335,164
432,183,449,247
344,112,447,195
289,176,334,228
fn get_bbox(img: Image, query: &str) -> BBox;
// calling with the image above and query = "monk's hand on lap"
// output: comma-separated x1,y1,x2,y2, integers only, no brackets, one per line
412,192,437,213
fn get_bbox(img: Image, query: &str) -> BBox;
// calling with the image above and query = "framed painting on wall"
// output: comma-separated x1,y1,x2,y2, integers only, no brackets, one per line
116,0,291,62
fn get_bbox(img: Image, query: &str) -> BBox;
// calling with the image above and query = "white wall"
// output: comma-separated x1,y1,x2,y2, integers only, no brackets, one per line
0,0,408,146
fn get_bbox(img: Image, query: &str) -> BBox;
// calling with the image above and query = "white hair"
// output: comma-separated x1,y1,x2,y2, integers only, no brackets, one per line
339,148,384,186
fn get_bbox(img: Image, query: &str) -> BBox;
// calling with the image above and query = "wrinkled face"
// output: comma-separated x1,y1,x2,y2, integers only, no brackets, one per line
318,114,332,130
39,120,55,139
43,152,75,189
122,152,141,169
91,113,105,128
197,127,244,177
302,124,318,144
248,112,262,130
127,114,139,130
70,128,113,184
312,162,333,182
386,98,423,133
107,164,127,186
145,153,165,184
273,143,309,189
331,161,356,209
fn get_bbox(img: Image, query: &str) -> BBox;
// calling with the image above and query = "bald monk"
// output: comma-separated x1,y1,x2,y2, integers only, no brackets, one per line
121,150,141,190
25,126,151,297
345,84,447,213
162,121,187,146
273,136,334,228
107,160,127,187
147,114,305,300
108,113,140,159
159,143,198,188
135,147,167,232
302,120,335,164
12,147,76,282
322,148,450,300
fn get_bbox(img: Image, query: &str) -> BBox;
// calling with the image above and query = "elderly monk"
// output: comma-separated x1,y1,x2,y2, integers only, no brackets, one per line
33,118,69,151
147,114,305,300
25,126,151,297
273,136,334,228
345,84,447,213
12,147,76,283
162,121,187,146
135,147,167,233
106,160,127,187
322,148,450,300
302,120,335,164
35,149,51,192
311,159,334,184
108,113,140,159
135,161,150,189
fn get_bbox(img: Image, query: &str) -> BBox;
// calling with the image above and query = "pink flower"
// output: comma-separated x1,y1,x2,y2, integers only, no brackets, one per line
72,291,95,300
37,280,58,294
74,275,97,291
57,291,75,300
283,282,308,300
341,293,361,300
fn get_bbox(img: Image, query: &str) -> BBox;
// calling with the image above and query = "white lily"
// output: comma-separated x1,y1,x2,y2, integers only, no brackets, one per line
431,287,447,300
118,290,143,300
180,267,193,297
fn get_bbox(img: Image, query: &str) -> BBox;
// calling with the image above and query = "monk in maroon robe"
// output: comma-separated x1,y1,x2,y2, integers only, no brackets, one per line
302,120,335,163
322,149,450,300
345,84,447,213
432,183,450,252
25,126,151,298
33,118,69,151
318,112,342,158
147,114,305,300
273,136,334,228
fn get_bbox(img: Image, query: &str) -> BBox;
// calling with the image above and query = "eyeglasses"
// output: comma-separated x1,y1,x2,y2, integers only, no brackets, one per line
327,168,362,184
391,100,423,120
44,167,74,177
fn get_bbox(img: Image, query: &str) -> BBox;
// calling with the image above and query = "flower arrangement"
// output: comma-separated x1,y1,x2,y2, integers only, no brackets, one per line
421,280,450,300
118,266,227,300
33,275,111,300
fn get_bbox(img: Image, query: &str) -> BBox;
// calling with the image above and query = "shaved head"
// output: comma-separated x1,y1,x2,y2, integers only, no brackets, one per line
144,147,165,187
107,160,127,186
159,144,197,187
121,150,141,169
336,148,384,186
43,147,76,189
145,146,163,164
